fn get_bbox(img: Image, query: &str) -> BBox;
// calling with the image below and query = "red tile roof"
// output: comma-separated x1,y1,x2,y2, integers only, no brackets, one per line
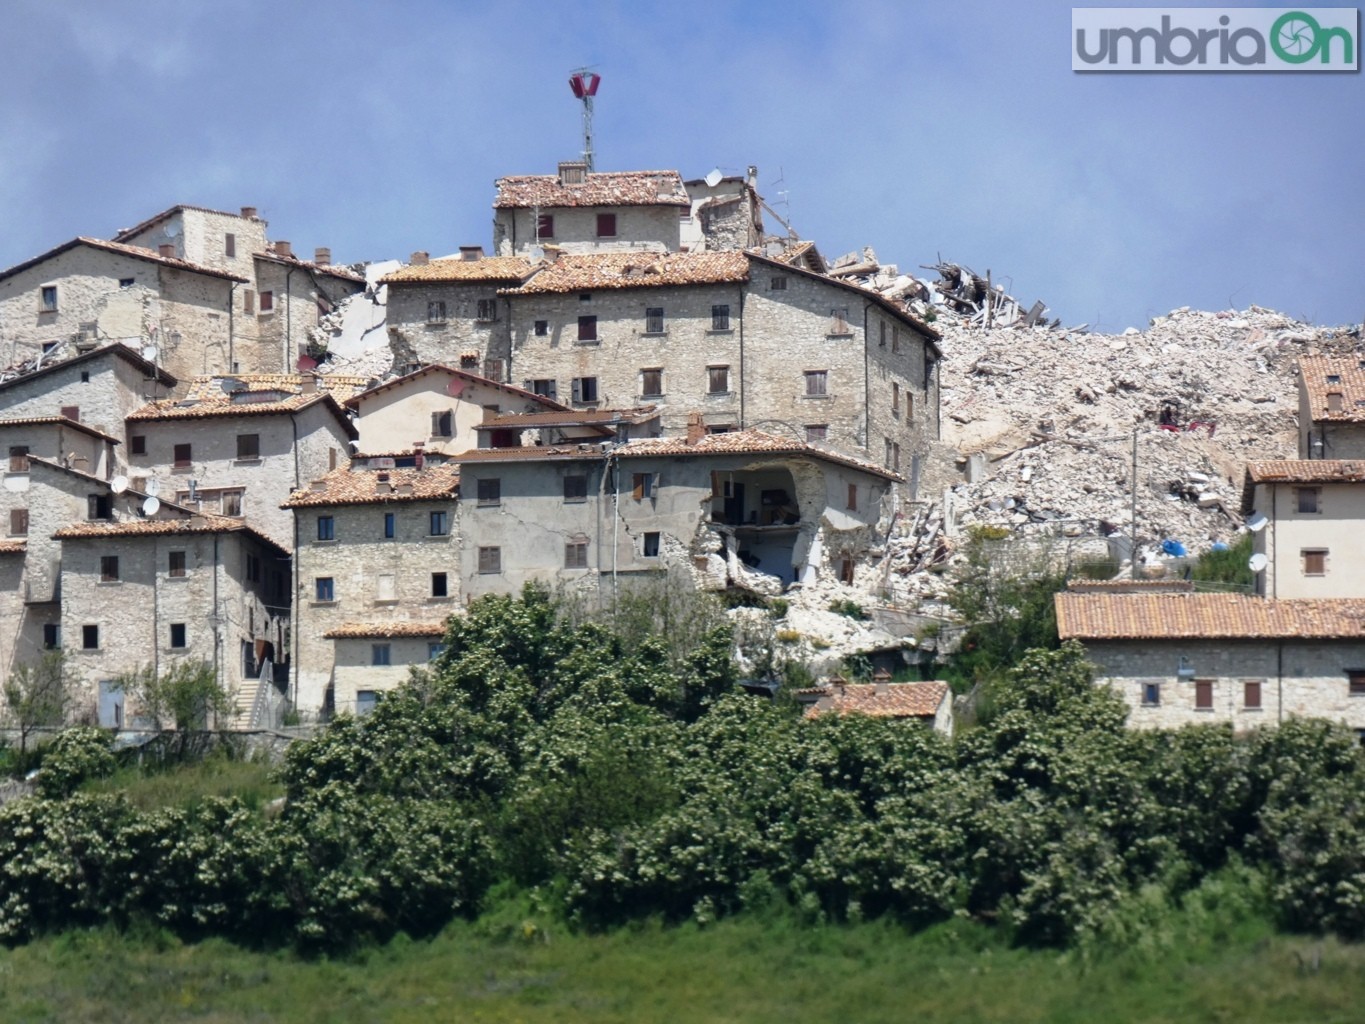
0,237,249,284
128,382,357,435
282,465,460,508
0,416,122,445
1299,356,1365,423
182,373,370,403
503,250,749,295
494,170,689,209
1245,459,1365,484
0,540,25,555
53,514,287,556
323,621,450,639
254,250,365,283
382,256,534,284
0,342,177,391
1056,592,1365,640
802,681,949,720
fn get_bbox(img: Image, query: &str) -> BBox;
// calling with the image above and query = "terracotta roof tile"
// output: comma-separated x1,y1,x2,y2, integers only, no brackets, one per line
0,342,177,390
450,445,604,464
52,514,287,555
502,250,749,295
282,465,460,508
254,250,365,283
1055,592,1365,640
1299,356,1365,423
1065,579,1194,593
803,681,949,720
182,373,369,403
323,621,450,639
128,378,359,430
0,416,122,444
382,256,534,284
1245,459,1365,484
617,430,902,480
0,540,26,555
493,170,689,209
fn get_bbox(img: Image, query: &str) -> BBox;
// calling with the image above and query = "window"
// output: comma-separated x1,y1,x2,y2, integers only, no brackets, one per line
371,644,392,667
642,532,661,558
804,370,828,397
564,474,588,502
245,553,260,582
82,624,99,650
383,512,395,539
119,277,135,289
221,490,243,517
41,341,57,354
259,291,274,313
356,690,379,715
879,322,888,348
829,307,851,334
1142,682,1161,706
711,304,731,331
632,473,657,501
805,424,828,442
225,232,236,257
476,299,497,322
243,288,256,313
431,410,453,438
478,546,501,574
847,483,858,511
529,378,557,399
315,577,335,602
40,286,57,311
60,405,80,422
893,442,901,473
428,641,445,661
8,446,29,472
571,377,599,403
10,509,28,536
130,435,146,456
577,315,598,342
534,319,549,336
427,300,447,323
565,540,589,568
173,443,192,468
708,365,730,394
1296,487,1320,514
169,623,187,649
484,358,505,382
645,307,664,334
641,368,663,397
892,326,901,354
169,550,186,577
770,276,787,291
1348,671,1365,697
43,624,60,650
892,382,901,418
87,494,111,520
316,515,335,541
375,573,396,602
431,572,449,598
1244,680,1263,709
536,213,554,239
236,433,260,459
596,212,617,237
1303,549,1328,576
477,478,501,506
1195,680,1214,710
429,509,449,536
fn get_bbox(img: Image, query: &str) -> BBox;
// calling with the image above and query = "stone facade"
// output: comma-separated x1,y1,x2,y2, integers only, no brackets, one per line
680,172,764,252
0,343,178,438
1297,355,1365,459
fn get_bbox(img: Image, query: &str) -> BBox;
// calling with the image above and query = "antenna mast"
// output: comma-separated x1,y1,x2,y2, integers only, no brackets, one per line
568,67,601,171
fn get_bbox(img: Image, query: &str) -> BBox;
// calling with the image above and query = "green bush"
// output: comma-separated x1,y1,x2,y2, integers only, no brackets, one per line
828,599,869,620
36,727,116,799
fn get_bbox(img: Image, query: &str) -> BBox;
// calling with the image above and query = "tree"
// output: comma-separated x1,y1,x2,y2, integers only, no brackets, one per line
114,661,235,750
3,650,73,755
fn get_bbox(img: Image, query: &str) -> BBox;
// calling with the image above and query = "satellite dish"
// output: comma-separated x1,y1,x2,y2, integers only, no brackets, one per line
141,345,158,361
704,168,723,187
1249,553,1268,573
163,222,181,238
145,477,161,497
110,475,129,494
1246,512,1268,533
528,245,545,261
142,496,161,516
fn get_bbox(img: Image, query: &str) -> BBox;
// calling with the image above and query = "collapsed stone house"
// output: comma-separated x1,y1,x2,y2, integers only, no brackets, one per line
0,205,364,384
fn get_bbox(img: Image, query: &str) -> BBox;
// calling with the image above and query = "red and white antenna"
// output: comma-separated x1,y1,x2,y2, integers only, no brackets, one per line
568,67,600,172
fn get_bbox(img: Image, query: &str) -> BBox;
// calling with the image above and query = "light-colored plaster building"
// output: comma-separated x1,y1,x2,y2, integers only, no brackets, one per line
1298,355,1365,460
322,621,448,718
1242,460,1365,600
281,463,460,718
451,428,901,603
1056,590,1365,732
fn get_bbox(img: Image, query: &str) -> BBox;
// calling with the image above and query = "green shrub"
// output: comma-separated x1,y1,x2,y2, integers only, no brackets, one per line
36,727,116,799
828,599,869,620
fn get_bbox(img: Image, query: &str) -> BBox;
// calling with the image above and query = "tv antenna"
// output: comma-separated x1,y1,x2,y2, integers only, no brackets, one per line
568,67,601,171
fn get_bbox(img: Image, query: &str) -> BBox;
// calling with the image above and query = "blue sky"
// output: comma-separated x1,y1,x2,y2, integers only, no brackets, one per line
1,1,1360,331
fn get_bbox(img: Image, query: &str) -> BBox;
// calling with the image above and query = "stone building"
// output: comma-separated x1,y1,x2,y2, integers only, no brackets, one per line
52,515,290,729
124,374,363,548
1298,355,1365,460
322,622,448,718
797,677,954,735
1242,460,1365,600
281,463,460,718
1056,590,1365,733
451,428,900,603
680,170,765,253
345,363,564,459
0,342,178,434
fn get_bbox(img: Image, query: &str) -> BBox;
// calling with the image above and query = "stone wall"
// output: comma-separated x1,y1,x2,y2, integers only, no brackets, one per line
385,282,513,377
494,206,682,257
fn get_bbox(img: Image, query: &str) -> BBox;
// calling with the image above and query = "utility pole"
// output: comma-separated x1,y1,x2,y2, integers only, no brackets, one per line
1130,428,1139,580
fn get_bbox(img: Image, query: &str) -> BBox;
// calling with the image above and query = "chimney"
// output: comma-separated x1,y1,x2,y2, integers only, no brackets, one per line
541,244,563,262
314,247,331,266
686,411,704,445
873,668,892,696
828,674,848,697
459,245,484,261
274,240,293,257
558,160,587,185
300,375,317,395
158,244,176,258
410,251,430,266
240,206,258,220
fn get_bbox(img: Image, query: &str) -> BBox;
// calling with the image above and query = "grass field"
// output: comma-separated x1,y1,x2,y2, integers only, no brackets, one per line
0,914,1360,1024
